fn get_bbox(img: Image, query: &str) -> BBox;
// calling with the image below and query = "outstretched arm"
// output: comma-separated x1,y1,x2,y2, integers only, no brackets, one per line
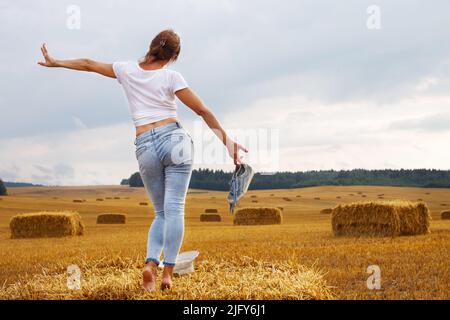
176,87,248,165
37,43,115,78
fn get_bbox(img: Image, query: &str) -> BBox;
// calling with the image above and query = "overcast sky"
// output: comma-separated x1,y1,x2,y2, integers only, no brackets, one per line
0,0,449,185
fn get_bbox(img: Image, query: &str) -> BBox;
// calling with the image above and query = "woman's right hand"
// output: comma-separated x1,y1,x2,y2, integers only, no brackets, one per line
227,140,248,165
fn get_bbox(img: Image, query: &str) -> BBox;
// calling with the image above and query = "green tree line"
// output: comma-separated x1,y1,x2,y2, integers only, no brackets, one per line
0,179,7,196
121,168,450,190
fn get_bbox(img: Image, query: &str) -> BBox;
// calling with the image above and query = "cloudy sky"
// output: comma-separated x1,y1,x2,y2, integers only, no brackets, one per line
0,0,449,185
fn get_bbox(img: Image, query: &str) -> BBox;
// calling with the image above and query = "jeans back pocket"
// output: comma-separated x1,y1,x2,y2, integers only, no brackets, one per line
162,131,193,166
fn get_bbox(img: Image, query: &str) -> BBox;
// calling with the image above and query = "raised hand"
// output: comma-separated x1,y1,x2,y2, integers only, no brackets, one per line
38,43,58,67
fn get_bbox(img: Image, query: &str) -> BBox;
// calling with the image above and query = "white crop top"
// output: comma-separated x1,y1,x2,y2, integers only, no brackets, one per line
112,61,189,126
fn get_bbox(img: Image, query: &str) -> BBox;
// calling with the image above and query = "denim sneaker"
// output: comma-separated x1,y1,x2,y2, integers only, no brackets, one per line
227,163,255,213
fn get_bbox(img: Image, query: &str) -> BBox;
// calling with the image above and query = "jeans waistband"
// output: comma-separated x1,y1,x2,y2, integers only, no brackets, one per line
134,121,182,146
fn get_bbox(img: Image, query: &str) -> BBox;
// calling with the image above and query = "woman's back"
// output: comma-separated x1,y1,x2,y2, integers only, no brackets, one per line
113,61,188,126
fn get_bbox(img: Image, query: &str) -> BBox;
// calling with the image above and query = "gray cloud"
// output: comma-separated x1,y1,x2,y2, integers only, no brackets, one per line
31,163,75,184
1,0,450,184
1,0,450,139
389,113,450,132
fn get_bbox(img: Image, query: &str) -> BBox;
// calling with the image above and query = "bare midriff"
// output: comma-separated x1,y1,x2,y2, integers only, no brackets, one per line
135,117,179,137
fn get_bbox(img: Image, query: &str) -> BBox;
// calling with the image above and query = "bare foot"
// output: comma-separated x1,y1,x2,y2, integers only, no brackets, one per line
161,265,174,290
142,262,157,293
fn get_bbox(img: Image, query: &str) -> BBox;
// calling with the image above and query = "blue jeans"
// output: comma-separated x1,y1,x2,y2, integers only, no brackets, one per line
134,122,194,266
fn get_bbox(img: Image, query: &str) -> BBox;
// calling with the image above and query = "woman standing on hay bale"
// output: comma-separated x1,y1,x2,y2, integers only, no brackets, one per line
38,29,248,292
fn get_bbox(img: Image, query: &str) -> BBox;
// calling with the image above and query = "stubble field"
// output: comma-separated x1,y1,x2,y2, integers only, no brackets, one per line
0,185,449,300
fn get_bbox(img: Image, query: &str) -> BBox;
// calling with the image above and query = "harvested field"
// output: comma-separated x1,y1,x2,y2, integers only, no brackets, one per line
1,185,449,300
332,200,431,237
200,213,221,222
96,213,126,224
234,207,282,225
0,256,332,300
441,211,450,220
10,211,84,238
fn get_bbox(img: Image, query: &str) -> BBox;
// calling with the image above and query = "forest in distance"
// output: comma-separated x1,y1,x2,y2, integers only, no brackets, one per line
122,168,450,190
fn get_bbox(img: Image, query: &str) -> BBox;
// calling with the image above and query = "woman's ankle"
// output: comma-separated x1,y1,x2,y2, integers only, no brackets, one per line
145,258,160,268
162,265,174,277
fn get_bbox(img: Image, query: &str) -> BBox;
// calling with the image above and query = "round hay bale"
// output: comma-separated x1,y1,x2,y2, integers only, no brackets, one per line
336,196,341,199
9,211,84,238
296,195,302,198
282,197,292,202
314,197,320,200
331,200,431,237
73,199,83,203
252,200,258,203
139,202,148,206
97,213,126,224
205,208,218,213
114,197,120,200
250,195,257,198
234,207,282,225
361,195,367,198
200,213,221,222
441,211,450,220
320,208,333,214
441,204,447,207
96,198,104,201
417,198,423,201
270,194,274,196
